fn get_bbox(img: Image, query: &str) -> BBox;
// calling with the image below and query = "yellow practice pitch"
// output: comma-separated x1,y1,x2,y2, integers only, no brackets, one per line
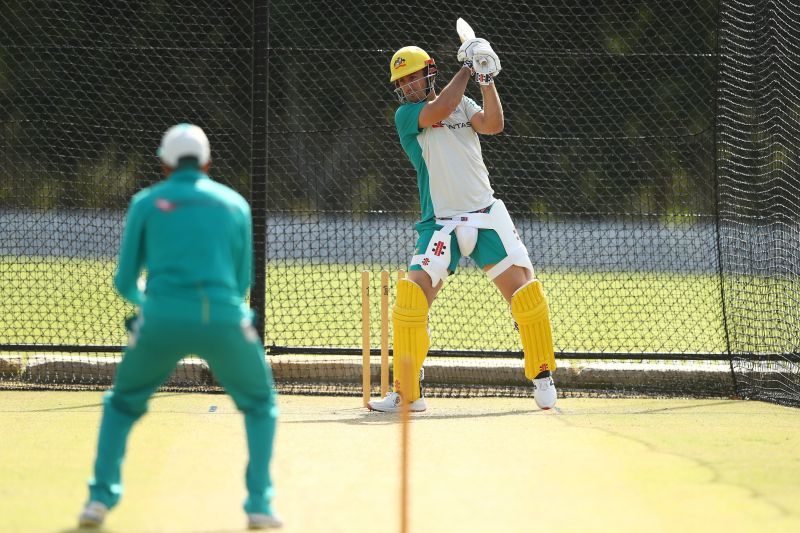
1,391,799,532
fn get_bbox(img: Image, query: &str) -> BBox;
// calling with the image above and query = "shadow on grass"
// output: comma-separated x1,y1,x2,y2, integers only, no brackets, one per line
281,407,546,425
60,500,250,533
12,393,188,413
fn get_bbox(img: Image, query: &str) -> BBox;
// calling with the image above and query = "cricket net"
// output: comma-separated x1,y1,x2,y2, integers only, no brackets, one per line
0,0,797,405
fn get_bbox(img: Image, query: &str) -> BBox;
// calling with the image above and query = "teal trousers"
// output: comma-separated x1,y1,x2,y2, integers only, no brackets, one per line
87,317,278,515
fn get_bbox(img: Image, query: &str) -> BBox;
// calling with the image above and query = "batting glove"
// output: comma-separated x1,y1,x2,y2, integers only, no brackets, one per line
457,37,491,62
462,58,475,74
475,72,494,86
471,45,501,78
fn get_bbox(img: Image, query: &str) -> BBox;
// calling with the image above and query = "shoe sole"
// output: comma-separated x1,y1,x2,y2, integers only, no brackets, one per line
247,515,283,529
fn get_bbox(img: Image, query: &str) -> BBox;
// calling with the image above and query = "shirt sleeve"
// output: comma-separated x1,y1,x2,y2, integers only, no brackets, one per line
113,195,147,305
394,101,426,141
237,203,254,298
462,96,482,121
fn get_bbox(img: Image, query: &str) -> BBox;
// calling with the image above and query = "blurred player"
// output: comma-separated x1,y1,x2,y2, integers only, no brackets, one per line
78,124,281,530
368,39,557,412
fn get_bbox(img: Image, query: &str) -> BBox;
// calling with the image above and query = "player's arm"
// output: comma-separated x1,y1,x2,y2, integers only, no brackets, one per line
417,66,473,128
470,82,504,135
113,197,146,305
458,38,504,134
237,204,254,298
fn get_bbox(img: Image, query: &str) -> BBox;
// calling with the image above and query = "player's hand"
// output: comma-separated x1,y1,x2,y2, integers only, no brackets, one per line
472,43,503,76
123,312,139,332
471,43,501,83
457,37,490,62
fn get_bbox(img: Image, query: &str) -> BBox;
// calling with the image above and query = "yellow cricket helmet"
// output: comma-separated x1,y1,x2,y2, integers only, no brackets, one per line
389,46,435,82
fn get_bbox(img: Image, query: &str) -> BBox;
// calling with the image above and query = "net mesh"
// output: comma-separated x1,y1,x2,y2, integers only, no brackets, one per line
0,0,253,345
0,0,796,404
718,0,800,405
263,0,731,399
265,1,723,358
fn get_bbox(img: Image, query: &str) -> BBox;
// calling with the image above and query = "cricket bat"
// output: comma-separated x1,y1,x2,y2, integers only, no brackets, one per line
456,17,475,43
456,18,487,67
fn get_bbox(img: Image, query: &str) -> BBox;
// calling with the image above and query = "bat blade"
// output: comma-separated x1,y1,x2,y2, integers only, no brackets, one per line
456,17,475,43
456,17,487,67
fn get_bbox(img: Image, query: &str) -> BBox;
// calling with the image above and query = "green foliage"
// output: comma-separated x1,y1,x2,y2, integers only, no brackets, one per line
350,172,379,215
74,147,140,208
0,0,720,216
33,181,63,210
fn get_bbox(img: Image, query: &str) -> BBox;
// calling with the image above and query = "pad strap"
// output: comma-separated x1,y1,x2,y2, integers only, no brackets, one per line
485,247,533,280
410,227,453,286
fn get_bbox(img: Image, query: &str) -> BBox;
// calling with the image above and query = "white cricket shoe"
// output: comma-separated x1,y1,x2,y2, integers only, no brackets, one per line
248,512,284,529
78,501,108,528
367,391,427,413
533,375,557,410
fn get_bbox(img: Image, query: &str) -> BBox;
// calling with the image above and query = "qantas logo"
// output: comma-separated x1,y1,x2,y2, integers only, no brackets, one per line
431,121,471,130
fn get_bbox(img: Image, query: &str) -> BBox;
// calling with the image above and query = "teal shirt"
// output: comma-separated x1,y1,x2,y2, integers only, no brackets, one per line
114,168,253,324
395,101,434,225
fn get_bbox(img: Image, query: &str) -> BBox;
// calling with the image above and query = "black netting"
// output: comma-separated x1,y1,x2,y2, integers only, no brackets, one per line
718,0,800,405
0,0,253,348
0,0,797,405
264,1,724,362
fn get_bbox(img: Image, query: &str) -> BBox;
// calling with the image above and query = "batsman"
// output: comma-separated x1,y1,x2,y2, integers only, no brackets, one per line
368,22,557,412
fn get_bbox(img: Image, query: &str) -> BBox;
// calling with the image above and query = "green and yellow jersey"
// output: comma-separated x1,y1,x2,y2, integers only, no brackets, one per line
394,96,496,223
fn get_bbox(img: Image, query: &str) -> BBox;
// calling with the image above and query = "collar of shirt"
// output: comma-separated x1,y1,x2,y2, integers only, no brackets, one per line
168,168,208,182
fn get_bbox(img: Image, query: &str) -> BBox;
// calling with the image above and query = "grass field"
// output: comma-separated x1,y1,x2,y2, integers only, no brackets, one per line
1,259,797,532
1,392,798,532
1,258,727,354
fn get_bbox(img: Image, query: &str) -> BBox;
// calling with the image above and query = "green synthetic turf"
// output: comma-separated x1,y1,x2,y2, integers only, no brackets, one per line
1,392,798,532
1,258,726,353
